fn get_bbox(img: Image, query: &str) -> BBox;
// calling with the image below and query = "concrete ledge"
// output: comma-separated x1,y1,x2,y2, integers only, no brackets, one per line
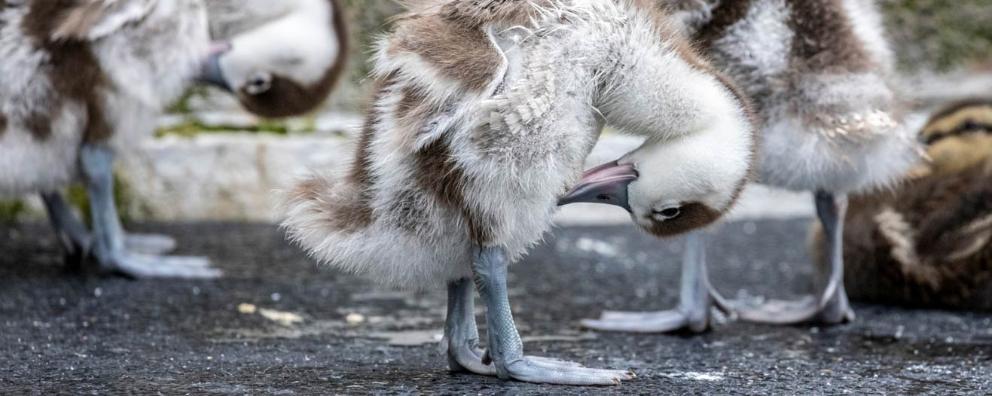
112,132,814,224
118,134,354,222
8,73,988,224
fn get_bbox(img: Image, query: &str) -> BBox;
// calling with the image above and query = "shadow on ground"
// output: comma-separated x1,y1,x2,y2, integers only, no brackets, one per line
1,220,990,394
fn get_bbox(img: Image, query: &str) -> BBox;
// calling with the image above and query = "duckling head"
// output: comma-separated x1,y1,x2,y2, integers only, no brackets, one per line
918,99,992,176
560,120,754,237
198,0,346,118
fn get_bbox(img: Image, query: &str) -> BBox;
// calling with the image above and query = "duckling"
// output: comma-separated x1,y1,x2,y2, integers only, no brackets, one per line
571,0,920,333
1,0,219,278
1,0,347,278
199,0,348,117
282,0,755,385
810,99,992,310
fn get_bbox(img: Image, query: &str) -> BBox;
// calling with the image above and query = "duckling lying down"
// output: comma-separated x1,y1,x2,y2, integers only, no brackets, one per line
283,0,755,385
811,99,992,310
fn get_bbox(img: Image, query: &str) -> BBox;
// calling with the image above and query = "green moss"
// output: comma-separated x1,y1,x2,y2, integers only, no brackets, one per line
155,118,303,138
167,86,208,114
0,200,26,224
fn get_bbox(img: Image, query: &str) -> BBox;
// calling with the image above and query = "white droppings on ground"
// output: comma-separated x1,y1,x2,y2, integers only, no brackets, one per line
237,303,257,314
345,313,366,325
575,237,618,257
235,303,304,327
258,309,304,327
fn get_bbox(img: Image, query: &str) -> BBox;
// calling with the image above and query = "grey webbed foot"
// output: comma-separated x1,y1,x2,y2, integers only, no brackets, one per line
583,232,727,333
124,233,178,255
99,252,220,279
735,288,854,325
733,191,854,325
583,309,704,333
498,358,634,385
448,248,634,385
445,278,631,384
80,144,221,280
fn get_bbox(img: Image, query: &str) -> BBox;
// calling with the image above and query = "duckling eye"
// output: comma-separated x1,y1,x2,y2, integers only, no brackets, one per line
244,72,272,95
653,207,681,221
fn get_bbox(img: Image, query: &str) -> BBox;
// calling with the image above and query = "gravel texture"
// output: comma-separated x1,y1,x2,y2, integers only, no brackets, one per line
1,220,991,394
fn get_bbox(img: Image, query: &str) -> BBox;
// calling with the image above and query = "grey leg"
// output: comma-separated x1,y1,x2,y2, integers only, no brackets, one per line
41,191,91,267
79,144,220,279
445,278,497,375
41,190,177,257
582,231,729,333
812,191,855,324
471,246,634,385
735,191,854,324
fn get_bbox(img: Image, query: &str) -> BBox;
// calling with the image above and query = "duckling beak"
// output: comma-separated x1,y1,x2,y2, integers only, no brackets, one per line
197,41,232,92
558,161,638,212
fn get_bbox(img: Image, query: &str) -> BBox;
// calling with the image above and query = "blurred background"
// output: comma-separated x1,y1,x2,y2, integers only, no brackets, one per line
1,0,990,224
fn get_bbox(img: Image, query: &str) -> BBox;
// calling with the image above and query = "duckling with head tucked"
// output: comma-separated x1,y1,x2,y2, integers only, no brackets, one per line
282,0,755,385
811,99,992,310
0,0,347,278
566,0,921,333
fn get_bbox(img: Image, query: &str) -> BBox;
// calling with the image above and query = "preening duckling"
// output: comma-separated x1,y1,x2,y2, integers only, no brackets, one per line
811,99,992,310
1,0,218,278
573,0,920,333
0,0,347,278
282,0,754,385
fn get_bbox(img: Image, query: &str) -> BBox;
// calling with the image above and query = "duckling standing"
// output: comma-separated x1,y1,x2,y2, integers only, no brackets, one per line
0,0,347,278
811,99,992,310
1,0,218,278
283,0,755,385
571,0,920,332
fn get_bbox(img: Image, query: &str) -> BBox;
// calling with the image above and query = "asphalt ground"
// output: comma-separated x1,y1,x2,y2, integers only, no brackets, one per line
1,219,991,394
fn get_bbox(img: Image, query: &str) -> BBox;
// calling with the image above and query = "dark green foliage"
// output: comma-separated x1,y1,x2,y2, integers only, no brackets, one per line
882,0,992,70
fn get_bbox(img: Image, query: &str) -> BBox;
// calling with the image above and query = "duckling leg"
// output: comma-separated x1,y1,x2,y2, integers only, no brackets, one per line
79,144,221,279
581,231,729,333
41,191,91,268
41,192,177,261
471,246,635,385
445,278,496,375
735,191,854,324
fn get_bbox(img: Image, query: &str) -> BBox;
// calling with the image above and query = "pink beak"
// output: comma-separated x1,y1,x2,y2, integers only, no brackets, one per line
558,161,638,212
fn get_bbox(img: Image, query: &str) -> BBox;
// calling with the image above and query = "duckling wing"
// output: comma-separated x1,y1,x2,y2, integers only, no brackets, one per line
47,0,159,42
913,171,992,263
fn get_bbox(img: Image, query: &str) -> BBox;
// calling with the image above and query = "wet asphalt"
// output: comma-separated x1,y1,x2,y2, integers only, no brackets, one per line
1,219,991,395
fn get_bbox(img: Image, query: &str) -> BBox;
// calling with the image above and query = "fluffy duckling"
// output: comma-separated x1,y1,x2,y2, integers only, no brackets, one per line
575,0,920,333
283,0,755,385
0,0,347,278
811,99,992,310
1,0,218,278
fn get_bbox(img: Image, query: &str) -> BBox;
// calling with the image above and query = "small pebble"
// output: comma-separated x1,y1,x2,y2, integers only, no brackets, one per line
346,313,365,325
